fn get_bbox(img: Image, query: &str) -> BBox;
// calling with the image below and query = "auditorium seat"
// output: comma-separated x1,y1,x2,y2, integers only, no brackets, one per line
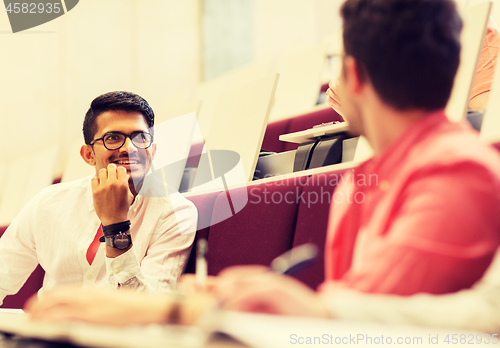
206,177,308,275
262,119,289,153
320,82,329,93
1,265,44,309
493,142,500,152
184,190,221,273
186,142,204,168
291,169,347,289
0,177,62,308
0,226,45,309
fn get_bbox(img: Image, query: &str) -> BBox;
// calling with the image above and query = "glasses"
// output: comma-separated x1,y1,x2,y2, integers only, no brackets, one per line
90,131,153,150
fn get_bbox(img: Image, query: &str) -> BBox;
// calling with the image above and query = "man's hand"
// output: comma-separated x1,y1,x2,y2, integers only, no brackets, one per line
25,287,217,326
215,265,330,318
179,266,268,295
325,79,344,117
25,287,170,326
179,274,219,294
91,164,134,226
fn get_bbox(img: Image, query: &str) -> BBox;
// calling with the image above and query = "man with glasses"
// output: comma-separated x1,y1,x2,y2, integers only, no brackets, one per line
0,91,197,306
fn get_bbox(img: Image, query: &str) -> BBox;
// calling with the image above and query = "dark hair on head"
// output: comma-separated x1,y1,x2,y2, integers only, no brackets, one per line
83,91,155,144
341,0,462,110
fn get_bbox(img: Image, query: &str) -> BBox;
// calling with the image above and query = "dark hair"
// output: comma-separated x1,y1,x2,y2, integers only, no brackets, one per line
83,91,155,144
341,0,462,110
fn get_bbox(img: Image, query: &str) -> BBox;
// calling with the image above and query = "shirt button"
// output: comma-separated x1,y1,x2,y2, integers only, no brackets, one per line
114,269,120,274
87,275,92,280
379,180,390,191
94,221,99,226
79,249,84,253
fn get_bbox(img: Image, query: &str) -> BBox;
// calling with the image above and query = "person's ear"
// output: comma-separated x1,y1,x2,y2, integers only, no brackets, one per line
80,145,96,166
343,56,365,94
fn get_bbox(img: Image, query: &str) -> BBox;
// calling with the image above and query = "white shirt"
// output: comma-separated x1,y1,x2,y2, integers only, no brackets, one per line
0,176,197,305
320,248,500,333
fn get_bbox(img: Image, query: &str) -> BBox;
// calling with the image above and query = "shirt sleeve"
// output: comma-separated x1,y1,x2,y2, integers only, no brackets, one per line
320,248,500,333
335,161,500,295
0,196,40,305
105,195,197,293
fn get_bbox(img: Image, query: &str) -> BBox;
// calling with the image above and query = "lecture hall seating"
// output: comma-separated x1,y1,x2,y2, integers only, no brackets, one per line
0,226,45,309
205,177,308,275
186,105,343,166
3,142,500,307
181,165,346,289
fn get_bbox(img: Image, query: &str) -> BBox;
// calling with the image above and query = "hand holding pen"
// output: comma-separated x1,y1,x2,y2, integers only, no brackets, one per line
203,243,329,318
186,241,319,294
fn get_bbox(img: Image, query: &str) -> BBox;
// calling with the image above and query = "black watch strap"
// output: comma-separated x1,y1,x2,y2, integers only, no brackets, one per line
102,220,131,237
99,220,131,243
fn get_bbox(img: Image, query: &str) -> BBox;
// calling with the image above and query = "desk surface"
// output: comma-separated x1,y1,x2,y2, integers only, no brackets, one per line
0,333,247,348
0,310,494,348
278,122,349,144
0,311,248,348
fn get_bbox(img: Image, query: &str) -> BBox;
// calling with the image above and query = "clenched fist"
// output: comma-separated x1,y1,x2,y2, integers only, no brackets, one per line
91,163,134,226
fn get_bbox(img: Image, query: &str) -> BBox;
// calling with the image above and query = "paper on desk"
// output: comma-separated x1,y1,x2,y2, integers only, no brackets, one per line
0,310,492,348
0,312,207,348
216,311,492,348
0,308,23,314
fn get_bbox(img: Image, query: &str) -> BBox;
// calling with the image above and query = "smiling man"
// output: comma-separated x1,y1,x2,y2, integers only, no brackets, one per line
0,91,197,305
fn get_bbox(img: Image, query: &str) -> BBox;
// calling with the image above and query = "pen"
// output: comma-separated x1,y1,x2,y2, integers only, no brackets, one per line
270,243,318,275
195,238,208,291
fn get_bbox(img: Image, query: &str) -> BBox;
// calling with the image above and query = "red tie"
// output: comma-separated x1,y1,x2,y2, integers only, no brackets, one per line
86,224,102,265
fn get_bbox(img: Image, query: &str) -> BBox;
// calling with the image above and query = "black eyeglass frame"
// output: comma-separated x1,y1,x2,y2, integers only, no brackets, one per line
89,131,154,150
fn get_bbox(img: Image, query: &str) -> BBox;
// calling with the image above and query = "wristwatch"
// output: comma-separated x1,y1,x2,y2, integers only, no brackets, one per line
98,220,132,250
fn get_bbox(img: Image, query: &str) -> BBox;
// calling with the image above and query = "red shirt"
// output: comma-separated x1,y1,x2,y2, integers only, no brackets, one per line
321,110,500,295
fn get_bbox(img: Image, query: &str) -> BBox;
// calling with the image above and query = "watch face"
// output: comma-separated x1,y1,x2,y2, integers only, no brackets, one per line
113,233,131,250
